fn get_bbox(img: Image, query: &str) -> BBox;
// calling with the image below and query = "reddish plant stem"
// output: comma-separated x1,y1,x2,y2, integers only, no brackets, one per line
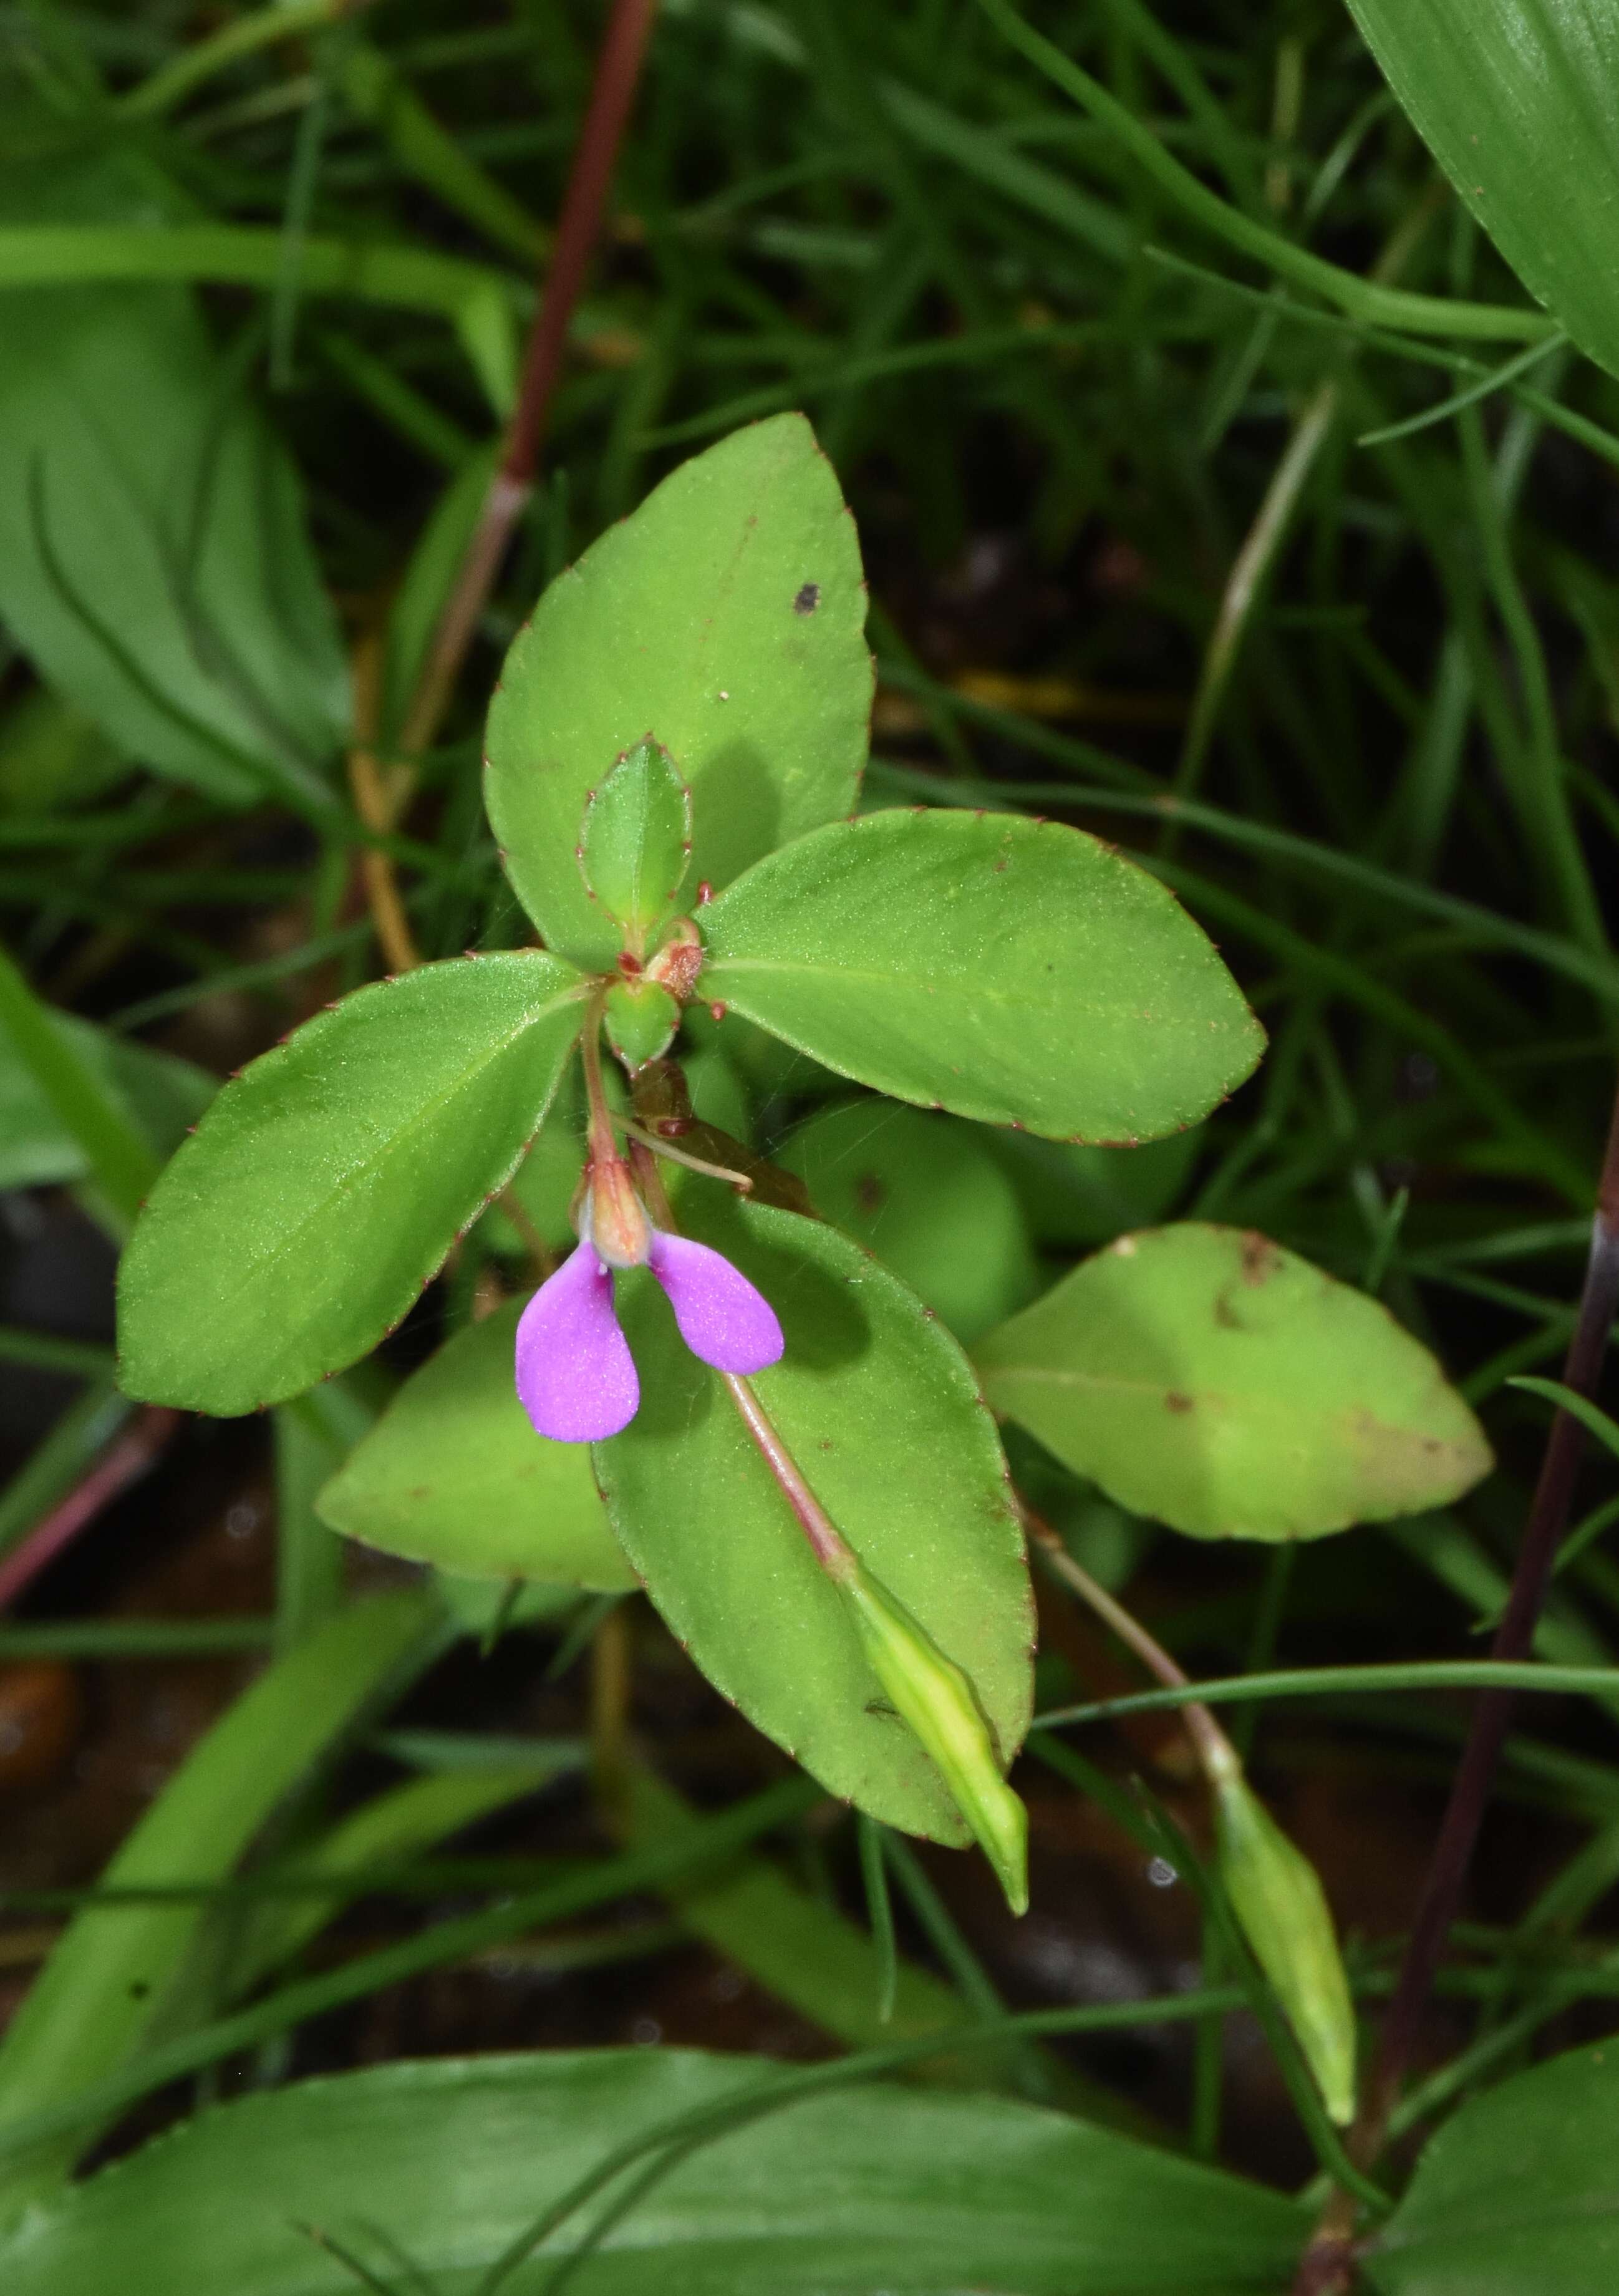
1292,1078,1619,2295
1023,1507,1232,1783
623,1138,853,1580
720,1372,855,1581
0,1407,181,1612
398,0,660,763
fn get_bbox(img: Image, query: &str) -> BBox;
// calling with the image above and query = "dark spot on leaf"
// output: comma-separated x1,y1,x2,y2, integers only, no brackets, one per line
854,1171,886,1214
793,581,820,614
1241,1231,1281,1284
1165,1391,1194,1413
129,1980,150,2000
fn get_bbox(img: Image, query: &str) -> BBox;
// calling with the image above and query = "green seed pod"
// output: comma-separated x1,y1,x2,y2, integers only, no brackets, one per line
604,977,680,1073
1214,1770,1356,2124
839,1555,1028,1915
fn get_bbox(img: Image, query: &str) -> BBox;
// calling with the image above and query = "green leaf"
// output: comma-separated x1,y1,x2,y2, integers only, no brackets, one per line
316,1299,636,1591
231,1757,580,1998
975,1224,1492,1541
117,952,586,1416
0,226,518,412
0,2048,1308,2295
594,1194,1032,1843
1508,1374,1619,1467
700,810,1264,1141
485,413,872,969
475,1062,592,1256
0,944,162,1225
579,735,692,944
0,160,349,807
1366,2041,1619,2294
623,1766,970,2054
0,1589,441,2212
777,1099,1038,1342
0,1005,213,1194
432,1575,588,1637
988,1128,1199,1249
1345,0,1619,380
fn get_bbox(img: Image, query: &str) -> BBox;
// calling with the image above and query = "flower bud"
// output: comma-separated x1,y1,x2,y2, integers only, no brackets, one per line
580,1155,651,1269
645,917,703,1002
1213,1770,1356,2124
604,976,680,1073
839,1556,1028,1915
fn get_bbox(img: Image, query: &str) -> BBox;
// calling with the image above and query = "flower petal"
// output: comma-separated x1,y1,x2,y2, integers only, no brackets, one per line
515,1239,639,1441
646,1231,785,1374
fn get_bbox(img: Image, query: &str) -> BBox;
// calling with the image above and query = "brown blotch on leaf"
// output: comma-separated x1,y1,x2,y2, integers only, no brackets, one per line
1165,1391,1194,1414
1240,1231,1282,1284
854,1171,886,1215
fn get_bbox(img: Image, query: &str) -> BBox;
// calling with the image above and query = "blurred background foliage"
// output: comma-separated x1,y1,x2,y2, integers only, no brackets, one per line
4,0,1619,2233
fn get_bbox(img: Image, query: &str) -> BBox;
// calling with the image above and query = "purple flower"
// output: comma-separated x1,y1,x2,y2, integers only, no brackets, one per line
515,1158,783,1442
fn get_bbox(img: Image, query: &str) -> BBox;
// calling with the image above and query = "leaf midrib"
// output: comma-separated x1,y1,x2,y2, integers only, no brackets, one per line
707,952,1229,1029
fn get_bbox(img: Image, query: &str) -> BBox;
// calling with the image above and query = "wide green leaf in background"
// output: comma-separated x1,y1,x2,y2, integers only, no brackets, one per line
975,1223,1491,1539
117,954,586,1415
594,1194,1032,1843
777,1099,1038,1342
1366,2041,1619,2294
988,1127,1199,1248
0,155,350,808
317,1300,636,1589
485,413,872,971
0,2049,1307,2295
700,810,1264,1141
1346,0,1618,379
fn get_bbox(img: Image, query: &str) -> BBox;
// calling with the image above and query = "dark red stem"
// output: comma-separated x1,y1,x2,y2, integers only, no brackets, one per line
0,1406,181,1612
399,0,660,759
1292,1077,1619,2294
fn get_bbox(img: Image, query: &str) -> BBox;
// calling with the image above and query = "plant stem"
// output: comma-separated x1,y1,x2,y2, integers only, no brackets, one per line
1292,1074,1619,2295
625,1143,853,1581
720,1373,856,1580
346,627,421,973
1023,1511,1235,1784
617,1115,753,1191
397,0,660,766
579,986,617,1167
0,1408,181,1613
